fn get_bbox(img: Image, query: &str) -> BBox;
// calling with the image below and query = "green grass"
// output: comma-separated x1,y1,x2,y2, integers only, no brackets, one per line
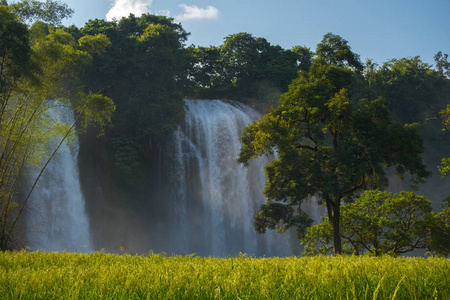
0,251,448,299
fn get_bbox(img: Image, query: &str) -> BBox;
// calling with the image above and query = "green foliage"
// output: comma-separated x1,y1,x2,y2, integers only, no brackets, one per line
77,34,111,55
439,158,450,177
371,57,446,124
315,32,364,70
0,8,114,250
438,105,450,177
433,105,450,255
434,51,450,78
9,0,73,25
184,32,312,109
427,199,450,256
238,33,430,254
303,190,441,256
367,55,450,189
73,92,115,135
0,5,31,96
79,14,187,175
441,104,450,133
220,32,303,93
0,251,449,299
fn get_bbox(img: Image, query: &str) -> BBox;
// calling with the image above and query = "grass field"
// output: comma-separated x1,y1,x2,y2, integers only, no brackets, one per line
0,250,448,299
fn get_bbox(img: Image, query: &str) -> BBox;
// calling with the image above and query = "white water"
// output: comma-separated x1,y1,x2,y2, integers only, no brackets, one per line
169,100,298,256
26,105,91,252
23,99,310,255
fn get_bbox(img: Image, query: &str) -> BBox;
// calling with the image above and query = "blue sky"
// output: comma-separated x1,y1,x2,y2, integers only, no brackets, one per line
55,0,449,66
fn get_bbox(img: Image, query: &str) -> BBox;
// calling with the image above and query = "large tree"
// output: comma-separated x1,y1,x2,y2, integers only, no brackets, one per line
238,33,430,254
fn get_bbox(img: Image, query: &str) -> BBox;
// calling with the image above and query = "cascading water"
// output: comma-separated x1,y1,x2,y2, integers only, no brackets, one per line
168,100,299,256
23,99,310,255
26,104,91,252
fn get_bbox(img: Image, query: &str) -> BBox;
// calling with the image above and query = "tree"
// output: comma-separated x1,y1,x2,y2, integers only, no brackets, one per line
315,32,363,70
429,104,450,256
0,9,114,250
371,57,445,124
434,51,450,78
0,5,31,107
290,45,312,73
183,45,224,93
79,14,188,176
238,33,430,254
438,104,450,177
184,32,313,108
303,190,434,256
427,198,450,256
9,0,73,25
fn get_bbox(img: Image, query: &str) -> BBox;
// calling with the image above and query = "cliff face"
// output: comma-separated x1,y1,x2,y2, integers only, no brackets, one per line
76,100,302,257
77,129,175,254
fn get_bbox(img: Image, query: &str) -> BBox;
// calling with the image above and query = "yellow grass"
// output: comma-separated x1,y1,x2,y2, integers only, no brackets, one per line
0,250,448,299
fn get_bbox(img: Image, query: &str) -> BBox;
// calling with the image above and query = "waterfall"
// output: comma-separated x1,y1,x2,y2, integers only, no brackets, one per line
23,99,306,255
26,104,91,252
168,100,299,256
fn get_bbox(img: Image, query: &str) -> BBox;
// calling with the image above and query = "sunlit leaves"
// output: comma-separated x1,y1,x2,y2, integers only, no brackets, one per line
440,104,450,133
73,93,115,135
438,158,450,177
325,88,352,134
302,190,439,256
0,10,114,249
78,34,111,56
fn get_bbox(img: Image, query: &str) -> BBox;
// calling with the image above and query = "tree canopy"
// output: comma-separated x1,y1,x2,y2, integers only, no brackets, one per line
77,14,189,176
302,190,441,256
9,0,73,25
0,5,114,250
369,57,445,124
427,198,450,256
184,32,312,110
438,105,450,177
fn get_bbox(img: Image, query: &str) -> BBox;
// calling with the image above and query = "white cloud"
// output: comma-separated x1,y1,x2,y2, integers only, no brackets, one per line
106,0,153,21
176,4,219,21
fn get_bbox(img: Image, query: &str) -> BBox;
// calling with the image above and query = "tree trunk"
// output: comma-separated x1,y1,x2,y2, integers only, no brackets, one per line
331,201,342,255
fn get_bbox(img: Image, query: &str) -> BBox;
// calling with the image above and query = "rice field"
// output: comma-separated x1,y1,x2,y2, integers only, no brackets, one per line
0,250,448,299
